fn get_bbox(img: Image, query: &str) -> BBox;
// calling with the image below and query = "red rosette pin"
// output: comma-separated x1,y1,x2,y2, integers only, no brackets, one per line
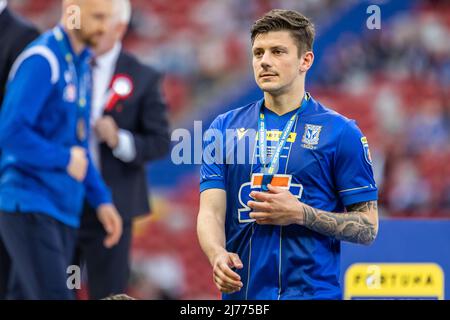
104,74,134,112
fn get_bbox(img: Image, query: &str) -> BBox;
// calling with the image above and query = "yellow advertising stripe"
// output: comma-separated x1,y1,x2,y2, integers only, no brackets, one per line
344,263,445,300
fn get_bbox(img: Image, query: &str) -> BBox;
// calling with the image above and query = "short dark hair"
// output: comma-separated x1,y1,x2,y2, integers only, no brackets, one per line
251,9,315,57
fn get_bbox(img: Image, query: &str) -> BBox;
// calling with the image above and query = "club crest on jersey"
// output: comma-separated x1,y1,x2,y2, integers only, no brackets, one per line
361,136,373,165
302,124,322,149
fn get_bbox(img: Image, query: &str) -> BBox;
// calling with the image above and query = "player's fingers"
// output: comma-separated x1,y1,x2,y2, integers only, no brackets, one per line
267,184,285,194
103,215,122,248
214,267,240,283
221,286,239,294
221,288,236,294
247,200,271,212
217,262,242,282
101,213,114,234
110,217,123,247
214,275,241,293
217,283,237,294
229,253,243,269
113,214,123,240
250,191,271,202
214,280,225,293
250,212,271,220
218,283,241,294
103,234,114,248
214,268,243,288
255,218,271,225
215,276,241,292
214,277,229,292
103,222,119,248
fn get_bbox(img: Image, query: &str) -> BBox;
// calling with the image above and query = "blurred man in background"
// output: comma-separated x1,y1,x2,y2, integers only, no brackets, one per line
0,0,122,299
0,0,39,107
76,0,170,300
0,0,40,300
197,9,378,300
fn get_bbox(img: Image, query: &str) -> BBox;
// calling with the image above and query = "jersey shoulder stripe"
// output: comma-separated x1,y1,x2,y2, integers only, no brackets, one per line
9,45,60,84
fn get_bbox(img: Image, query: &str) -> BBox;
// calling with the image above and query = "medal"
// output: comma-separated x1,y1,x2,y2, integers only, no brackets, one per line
63,84,77,103
77,118,86,142
105,74,134,112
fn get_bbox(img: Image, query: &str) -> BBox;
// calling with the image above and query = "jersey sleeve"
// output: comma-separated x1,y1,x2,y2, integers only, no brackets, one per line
200,115,227,192
0,53,70,170
334,120,378,206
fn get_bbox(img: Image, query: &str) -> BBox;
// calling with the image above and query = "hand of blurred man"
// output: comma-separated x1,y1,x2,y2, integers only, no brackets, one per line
97,204,123,248
67,146,88,181
95,116,119,149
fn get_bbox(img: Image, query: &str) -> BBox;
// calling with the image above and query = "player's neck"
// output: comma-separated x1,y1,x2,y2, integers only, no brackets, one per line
264,88,305,116
60,20,86,55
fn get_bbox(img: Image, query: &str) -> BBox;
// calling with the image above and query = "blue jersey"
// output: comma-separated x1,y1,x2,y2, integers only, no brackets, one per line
200,94,378,300
0,26,111,227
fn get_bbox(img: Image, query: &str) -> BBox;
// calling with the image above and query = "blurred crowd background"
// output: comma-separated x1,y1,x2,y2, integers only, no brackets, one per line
7,0,450,299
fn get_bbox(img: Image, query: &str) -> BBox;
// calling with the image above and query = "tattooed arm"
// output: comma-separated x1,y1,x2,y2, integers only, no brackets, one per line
301,200,378,245
248,185,379,245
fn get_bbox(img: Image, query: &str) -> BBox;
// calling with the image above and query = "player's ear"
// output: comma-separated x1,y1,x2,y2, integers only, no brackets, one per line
300,51,314,73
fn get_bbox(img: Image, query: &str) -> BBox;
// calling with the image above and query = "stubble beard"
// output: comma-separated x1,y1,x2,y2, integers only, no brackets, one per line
74,28,101,48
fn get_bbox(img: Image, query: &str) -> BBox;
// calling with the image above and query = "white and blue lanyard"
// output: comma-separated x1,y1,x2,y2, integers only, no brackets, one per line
258,93,309,191
53,26,89,143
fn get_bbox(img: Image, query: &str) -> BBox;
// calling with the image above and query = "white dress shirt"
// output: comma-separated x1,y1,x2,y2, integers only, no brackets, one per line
0,1,7,14
90,42,136,169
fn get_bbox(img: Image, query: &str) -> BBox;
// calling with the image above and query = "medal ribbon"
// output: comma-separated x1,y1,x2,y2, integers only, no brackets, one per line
53,26,89,143
258,93,309,191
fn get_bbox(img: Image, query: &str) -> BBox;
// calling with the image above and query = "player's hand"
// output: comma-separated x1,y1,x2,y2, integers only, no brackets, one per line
95,116,119,149
67,146,88,182
212,251,244,294
248,184,303,226
97,204,123,248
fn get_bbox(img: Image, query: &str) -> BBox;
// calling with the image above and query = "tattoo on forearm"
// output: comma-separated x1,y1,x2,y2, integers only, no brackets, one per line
346,201,377,213
302,201,378,244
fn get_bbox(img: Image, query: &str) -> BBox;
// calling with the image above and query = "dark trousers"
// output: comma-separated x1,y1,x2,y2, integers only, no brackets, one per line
0,211,77,300
75,203,132,300
0,237,11,299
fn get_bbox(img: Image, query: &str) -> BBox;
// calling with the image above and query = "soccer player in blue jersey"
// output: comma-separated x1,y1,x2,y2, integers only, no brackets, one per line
0,0,122,299
197,9,379,300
